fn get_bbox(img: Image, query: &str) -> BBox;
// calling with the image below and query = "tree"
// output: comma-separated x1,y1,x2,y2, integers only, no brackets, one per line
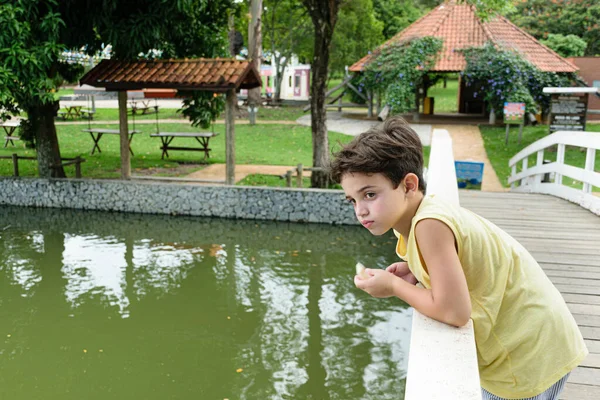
0,0,233,178
540,34,587,58
301,0,343,188
247,0,263,114
263,0,312,103
507,0,600,56
372,0,427,39
299,0,511,188
329,0,384,77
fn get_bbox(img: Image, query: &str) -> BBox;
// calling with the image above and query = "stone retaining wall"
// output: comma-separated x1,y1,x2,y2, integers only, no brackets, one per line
0,178,358,225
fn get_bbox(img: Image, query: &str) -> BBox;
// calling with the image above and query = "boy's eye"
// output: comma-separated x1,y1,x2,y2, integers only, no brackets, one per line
347,198,356,205
365,192,376,199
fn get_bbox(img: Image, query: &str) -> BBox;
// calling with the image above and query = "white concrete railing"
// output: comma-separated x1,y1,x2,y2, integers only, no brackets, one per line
404,129,481,400
509,130,600,216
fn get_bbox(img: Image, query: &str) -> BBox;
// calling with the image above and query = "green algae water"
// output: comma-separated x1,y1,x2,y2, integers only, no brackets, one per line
0,206,411,400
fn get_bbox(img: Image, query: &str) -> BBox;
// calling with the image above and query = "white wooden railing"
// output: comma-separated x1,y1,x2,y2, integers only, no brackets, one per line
404,129,481,400
509,130,600,216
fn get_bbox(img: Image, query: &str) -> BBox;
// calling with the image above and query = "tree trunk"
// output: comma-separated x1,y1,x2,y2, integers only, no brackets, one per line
32,102,66,178
248,0,263,109
273,54,289,104
303,0,341,188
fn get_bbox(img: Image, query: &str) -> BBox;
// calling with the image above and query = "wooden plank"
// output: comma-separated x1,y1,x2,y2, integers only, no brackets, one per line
543,264,600,274
585,339,600,353
563,293,600,306
550,276,600,288
546,270,600,280
579,326,600,340
581,352,600,368
555,284,600,296
561,382,600,400
569,366,600,386
572,313,600,327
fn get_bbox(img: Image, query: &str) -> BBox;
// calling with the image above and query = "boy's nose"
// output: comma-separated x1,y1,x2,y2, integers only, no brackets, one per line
356,202,368,217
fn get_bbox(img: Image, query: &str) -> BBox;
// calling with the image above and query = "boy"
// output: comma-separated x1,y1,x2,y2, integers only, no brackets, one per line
329,117,587,400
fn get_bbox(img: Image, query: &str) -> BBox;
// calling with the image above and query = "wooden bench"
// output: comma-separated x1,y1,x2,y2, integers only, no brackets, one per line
129,100,159,115
81,128,142,155
1,120,22,147
150,131,218,161
80,109,96,120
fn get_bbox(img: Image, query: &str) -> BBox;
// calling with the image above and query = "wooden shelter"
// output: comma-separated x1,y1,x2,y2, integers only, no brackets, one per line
349,0,578,115
79,58,261,183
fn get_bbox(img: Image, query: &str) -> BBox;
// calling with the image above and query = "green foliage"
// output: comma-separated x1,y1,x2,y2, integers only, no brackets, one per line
358,37,443,114
372,0,429,39
540,34,587,58
0,0,235,158
329,0,384,77
461,42,574,116
179,92,225,129
507,0,600,56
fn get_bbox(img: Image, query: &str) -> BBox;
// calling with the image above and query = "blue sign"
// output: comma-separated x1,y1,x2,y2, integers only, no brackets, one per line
455,161,484,190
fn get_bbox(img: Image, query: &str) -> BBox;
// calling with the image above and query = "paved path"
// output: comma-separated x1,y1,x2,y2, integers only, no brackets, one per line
433,124,506,192
185,164,310,184
296,111,433,145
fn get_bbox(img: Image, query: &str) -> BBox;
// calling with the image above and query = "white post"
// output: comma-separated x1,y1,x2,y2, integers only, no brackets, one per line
534,150,544,185
583,148,596,193
555,143,565,185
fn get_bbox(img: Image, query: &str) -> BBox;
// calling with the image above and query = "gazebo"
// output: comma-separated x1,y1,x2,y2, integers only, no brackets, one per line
79,58,261,183
349,0,578,115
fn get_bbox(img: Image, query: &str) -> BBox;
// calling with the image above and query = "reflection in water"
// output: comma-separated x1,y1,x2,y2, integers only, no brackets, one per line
0,206,411,400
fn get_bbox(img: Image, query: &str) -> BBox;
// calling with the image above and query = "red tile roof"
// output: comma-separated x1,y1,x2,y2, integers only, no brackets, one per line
80,59,262,92
349,1,577,73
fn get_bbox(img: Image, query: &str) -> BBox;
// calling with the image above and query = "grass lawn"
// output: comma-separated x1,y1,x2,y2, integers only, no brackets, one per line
427,78,459,113
480,124,600,190
1,123,356,179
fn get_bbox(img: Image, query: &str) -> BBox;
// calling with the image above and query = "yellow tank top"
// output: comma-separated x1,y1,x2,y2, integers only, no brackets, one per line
396,195,588,398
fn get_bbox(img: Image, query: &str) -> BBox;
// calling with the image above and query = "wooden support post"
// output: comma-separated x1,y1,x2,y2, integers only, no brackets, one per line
226,89,236,185
338,96,342,112
285,170,293,187
118,91,131,179
518,123,524,144
12,153,19,177
505,124,510,145
75,156,82,178
296,163,303,188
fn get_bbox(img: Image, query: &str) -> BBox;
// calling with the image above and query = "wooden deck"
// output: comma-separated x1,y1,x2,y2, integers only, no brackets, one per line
459,190,600,400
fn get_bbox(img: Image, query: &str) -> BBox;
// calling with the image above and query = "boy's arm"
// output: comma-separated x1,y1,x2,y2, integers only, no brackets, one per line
355,219,471,327
404,218,471,326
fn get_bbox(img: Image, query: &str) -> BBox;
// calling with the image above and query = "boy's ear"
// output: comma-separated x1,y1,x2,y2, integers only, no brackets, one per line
402,173,419,194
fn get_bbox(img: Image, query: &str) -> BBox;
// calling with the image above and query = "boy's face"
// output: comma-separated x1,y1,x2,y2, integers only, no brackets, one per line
341,172,410,236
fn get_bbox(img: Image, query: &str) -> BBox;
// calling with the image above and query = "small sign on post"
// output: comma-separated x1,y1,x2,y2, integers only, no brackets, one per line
455,161,484,190
503,102,525,145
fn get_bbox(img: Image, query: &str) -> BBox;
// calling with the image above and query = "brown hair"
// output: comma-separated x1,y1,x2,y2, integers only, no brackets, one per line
329,116,426,191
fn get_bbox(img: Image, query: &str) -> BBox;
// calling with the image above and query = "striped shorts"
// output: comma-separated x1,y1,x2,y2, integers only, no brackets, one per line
482,373,570,400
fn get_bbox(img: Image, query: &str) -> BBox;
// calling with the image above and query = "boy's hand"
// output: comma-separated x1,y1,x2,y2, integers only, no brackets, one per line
354,269,396,298
386,262,418,285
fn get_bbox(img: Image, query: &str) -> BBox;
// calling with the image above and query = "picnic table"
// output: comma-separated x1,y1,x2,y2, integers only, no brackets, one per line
81,128,142,156
2,120,22,147
57,105,83,120
129,100,159,115
150,131,218,160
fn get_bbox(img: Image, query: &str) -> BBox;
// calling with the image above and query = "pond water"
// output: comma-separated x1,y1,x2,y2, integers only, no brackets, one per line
0,206,411,400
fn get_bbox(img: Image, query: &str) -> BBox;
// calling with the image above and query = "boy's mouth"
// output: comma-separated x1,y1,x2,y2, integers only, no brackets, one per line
361,220,374,228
